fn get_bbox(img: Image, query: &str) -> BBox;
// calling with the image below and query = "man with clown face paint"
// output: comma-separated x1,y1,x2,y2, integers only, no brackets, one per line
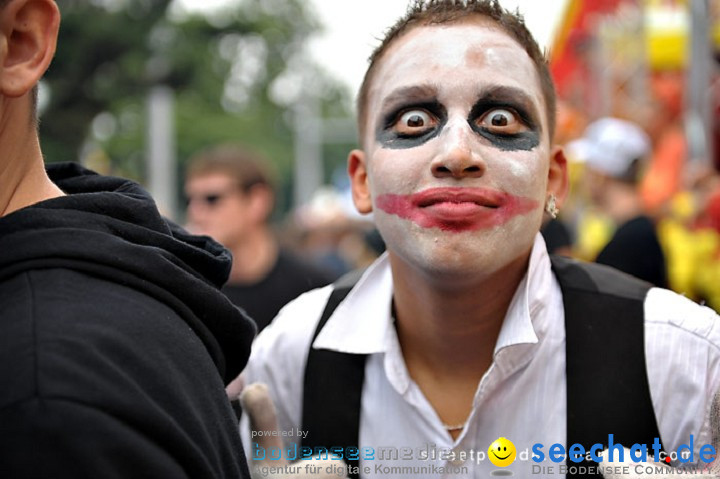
240,1,720,478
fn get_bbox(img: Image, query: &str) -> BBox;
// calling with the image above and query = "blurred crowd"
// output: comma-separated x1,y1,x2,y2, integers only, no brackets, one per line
540,76,720,312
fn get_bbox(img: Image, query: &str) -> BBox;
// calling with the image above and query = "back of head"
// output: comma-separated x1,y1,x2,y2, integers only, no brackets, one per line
356,0,556,145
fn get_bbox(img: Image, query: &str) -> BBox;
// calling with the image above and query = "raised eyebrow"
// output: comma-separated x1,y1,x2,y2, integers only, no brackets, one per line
470,86,541,128
378,85,439,113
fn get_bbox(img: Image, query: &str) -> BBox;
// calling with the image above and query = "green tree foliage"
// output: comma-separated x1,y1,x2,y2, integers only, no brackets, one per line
41,0,354,212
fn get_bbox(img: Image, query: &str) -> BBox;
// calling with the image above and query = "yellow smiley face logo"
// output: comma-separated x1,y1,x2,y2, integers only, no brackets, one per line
488,437,517,467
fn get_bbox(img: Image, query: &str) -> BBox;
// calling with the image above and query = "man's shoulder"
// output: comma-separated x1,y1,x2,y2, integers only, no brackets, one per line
5,267,179,322
251,284,335,359
551,255,653,300
0,271,41,409
247,263,385,379
642,288,720,451
644,287,720,348
616,215,658,237
0,268,226,404
274,249,336,285
551,256,719,342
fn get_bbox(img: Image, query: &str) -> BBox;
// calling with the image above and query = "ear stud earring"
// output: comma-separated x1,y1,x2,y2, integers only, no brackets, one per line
545,194,559,219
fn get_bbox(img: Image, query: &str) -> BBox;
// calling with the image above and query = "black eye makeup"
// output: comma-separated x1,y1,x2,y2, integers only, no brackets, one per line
376,100,447,149
373,86,542,151
467,89,541,152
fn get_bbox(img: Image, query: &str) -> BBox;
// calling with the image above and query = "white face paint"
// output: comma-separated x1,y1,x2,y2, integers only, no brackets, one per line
508,159,532,180
361,20,553,281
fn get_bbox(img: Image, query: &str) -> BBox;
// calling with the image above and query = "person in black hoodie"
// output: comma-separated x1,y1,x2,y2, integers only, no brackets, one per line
0,1,255,478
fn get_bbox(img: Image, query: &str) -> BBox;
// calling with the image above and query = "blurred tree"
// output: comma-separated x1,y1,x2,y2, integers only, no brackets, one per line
41,0,354,214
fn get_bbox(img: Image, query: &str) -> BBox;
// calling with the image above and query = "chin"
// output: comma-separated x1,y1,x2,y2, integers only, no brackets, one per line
379,214,537,280
388,237,528,290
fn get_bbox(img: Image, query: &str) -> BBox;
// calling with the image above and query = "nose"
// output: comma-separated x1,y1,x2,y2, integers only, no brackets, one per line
185,197,207,222
430,120,486,179
186,206,201,228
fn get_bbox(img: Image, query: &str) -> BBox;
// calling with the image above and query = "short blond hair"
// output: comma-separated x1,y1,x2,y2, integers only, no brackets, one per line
186,144,275,193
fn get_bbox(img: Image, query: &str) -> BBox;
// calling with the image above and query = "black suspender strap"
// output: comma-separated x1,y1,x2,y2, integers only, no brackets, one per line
301,270,366,479
552,256,662,478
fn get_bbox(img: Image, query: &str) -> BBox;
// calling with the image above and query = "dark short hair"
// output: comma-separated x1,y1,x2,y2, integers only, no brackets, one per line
356,0,556,145
186,144,275,194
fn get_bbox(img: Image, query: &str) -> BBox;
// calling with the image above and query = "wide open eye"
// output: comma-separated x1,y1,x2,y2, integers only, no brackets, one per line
477,108,526,134
394,109,437,136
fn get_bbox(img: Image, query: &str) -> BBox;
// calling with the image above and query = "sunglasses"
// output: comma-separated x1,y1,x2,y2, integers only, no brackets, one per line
184,187,239,207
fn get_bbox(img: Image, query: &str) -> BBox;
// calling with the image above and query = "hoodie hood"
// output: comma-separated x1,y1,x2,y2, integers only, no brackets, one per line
0,163,255,382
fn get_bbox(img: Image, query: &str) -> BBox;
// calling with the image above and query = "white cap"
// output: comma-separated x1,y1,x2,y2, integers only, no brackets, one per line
564,138,594,164
577,117,651,178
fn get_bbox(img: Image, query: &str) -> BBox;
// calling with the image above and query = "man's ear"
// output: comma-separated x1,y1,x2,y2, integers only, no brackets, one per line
246,184,274,224
547,145,569,207
348,149,373,214
0,0,59,98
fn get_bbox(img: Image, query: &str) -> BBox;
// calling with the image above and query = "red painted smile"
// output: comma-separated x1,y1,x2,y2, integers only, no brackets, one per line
376,187,538,232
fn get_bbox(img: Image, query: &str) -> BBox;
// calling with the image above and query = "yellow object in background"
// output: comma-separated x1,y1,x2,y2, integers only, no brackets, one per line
644,0,720,71
658,217,697,296
574,211,615,262
693,229,720,311
658,193,720,313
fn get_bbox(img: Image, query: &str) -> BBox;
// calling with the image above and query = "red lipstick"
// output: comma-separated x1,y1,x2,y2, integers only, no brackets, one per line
376,187,538,232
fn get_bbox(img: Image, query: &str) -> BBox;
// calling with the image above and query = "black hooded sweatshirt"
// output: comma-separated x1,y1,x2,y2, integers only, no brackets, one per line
0,163,256,478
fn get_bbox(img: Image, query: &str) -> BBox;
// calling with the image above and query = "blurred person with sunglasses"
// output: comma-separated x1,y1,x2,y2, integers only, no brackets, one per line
184,144,334,334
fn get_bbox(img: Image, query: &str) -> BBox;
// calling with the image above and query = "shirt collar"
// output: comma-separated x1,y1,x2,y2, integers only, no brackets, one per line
313,234,553,356
313,251,395,354
493,235,551,355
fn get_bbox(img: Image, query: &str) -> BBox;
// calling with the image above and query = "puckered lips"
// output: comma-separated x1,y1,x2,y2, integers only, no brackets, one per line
375,187,538,232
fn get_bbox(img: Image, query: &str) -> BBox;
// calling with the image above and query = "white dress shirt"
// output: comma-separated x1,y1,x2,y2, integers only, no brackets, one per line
243,234,720,478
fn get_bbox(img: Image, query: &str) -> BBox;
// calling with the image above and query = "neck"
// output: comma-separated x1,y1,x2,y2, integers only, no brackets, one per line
392,251,529,377
389,249,530,432
227,227,279,284
0,120,64,217
604,183,643,224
